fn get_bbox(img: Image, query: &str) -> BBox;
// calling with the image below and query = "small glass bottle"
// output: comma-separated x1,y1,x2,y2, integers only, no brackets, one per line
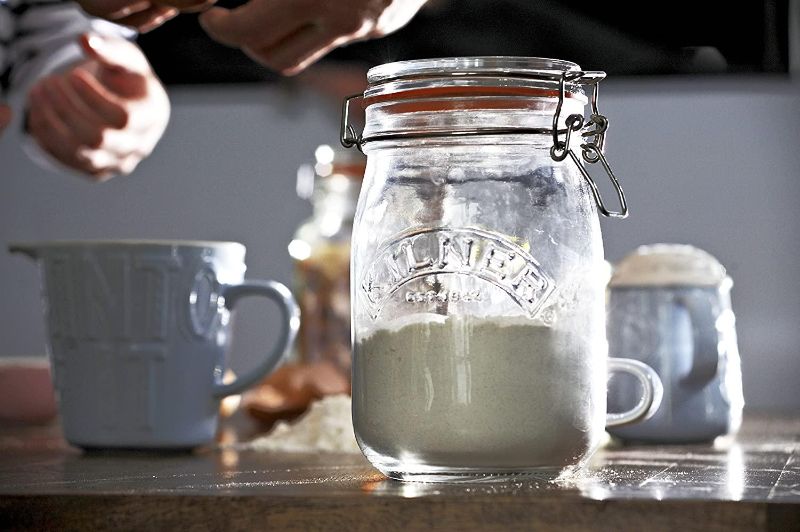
288,145,364,378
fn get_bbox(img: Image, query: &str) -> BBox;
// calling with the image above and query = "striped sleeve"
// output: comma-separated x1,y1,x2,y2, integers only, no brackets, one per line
2,0,133,96
1,0,14,90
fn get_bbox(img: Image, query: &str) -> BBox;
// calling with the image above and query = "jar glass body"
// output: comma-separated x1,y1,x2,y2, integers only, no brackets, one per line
350,57,620,481
352,138,609,480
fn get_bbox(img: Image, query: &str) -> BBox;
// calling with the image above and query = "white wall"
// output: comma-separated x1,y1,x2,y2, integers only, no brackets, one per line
1,77,798,412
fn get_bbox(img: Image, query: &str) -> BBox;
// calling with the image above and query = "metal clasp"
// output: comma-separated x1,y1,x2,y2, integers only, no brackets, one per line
550,73,628,218
340,94,363,151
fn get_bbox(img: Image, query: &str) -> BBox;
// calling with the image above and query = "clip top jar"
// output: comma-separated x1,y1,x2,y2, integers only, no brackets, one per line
343,57,661,482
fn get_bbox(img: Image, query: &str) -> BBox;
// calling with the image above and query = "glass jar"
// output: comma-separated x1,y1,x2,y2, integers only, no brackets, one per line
344,57,661,482
288,145,364,377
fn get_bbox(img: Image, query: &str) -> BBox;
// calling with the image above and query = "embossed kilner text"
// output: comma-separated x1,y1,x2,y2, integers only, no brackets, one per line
361,227,555,318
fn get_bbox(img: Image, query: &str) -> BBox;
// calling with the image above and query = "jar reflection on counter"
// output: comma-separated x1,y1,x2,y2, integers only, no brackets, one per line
288,145,364,379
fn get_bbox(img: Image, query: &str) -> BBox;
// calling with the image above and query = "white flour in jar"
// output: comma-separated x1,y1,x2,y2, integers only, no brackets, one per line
352,315,606,469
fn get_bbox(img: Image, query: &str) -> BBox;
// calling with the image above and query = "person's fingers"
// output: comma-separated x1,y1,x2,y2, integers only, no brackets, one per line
198,6,255,47
96,67,149,100
40,77,106,149
93,125,151,159
53,77,97,125
79,0,150,19
106,0,151,18
199,0,385,73
27,86,91,171
51,76,139,159
77,147,124,175
29,84,76,143
199,0,312,49
0,104,11,134
173,0,216,13
79,34,151,75
247,24,340,76
114,5,178,32
78,147,141,178
155,0,214,11
28,83,133,180
67,69,129,129
78,35,150,99
106,152,141,175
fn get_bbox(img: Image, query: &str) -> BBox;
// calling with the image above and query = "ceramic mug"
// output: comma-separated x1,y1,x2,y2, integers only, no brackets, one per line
606,245,744,443
10,240,300,449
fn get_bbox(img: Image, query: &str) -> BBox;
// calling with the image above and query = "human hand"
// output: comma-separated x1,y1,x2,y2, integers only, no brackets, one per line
76,0,213,32
26,34,170,180
0,105,11,137
199,0,429,75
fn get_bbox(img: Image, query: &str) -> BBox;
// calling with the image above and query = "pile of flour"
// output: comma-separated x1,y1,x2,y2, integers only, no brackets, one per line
241,394,361,454
353,315,605,469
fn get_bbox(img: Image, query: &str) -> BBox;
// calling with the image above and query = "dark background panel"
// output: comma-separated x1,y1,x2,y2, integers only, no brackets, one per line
138,0,791,85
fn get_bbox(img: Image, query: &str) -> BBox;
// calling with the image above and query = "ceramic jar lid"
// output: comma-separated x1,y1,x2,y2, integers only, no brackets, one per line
609,244,729,287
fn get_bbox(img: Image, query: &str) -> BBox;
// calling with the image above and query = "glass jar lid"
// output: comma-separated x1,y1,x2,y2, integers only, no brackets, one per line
363,56,598,101
340,56,628,219
367,56,583,83
346,56,605,149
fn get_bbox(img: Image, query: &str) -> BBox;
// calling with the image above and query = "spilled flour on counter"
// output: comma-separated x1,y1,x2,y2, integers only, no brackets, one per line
233,394,361,454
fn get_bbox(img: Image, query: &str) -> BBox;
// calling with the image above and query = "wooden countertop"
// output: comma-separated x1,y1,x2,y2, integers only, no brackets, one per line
1,413,798,531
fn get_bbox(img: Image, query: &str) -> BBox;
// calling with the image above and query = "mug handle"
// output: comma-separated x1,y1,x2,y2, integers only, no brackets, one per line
212,280,300,398
676,295,719,387
606,358,663,428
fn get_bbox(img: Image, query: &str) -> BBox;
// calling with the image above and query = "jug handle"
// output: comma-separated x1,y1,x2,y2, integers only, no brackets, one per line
606,358,663,428
676,295,720,387
212,280,300,398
